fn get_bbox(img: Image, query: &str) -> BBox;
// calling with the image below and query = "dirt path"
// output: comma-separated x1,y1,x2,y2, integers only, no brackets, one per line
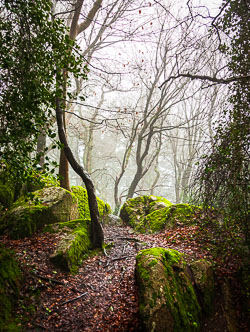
2,226,148,331
2,224,245,331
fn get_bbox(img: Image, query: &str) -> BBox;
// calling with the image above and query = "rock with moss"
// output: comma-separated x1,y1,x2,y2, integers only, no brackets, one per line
49,219,91,274
137,204,201,233
119,195,172,228
103,214,123,226
190,259,215,314
136,247,201,332
0,245,22,330
71,186,111,219
0,187,79,239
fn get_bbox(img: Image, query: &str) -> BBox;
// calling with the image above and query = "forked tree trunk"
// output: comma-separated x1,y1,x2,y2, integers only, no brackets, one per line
56,97,104,248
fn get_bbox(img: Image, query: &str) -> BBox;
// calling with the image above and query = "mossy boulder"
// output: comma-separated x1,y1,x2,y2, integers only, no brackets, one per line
71,186,111,220
49,219,91,274
0,187,79,239
120,196,201,233
190,259,215,314
0,245,22,330
137,204,201,233
120,195,172,228
103,214,123,226
136,247,201,332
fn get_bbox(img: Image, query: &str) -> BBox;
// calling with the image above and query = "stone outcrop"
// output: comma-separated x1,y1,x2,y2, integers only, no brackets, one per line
136,247,202,332
120,195,172,229
0,187,79,239
71,186,111,219
120,196,201,233
190,259,215,314
48,219,91,274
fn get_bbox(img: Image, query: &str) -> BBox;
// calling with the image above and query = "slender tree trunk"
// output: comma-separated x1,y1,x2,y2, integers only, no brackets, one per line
58,0,103,190
36,129,46,167
59,150,70,190
56,96,104,248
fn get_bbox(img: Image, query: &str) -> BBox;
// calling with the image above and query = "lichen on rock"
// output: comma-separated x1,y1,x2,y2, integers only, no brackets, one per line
136,247,201,332
49,219,91,274
190,259,215,314
119,195,172,229
0,187,79,239
120,195,201,234
71,186,111,220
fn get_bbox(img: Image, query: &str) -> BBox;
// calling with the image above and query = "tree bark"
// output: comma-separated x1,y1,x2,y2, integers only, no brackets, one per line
58,0,103,190
36,129,46,167
56,96,104,248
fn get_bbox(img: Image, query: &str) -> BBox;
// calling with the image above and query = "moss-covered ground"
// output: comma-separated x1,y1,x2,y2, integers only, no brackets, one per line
0,245,22,331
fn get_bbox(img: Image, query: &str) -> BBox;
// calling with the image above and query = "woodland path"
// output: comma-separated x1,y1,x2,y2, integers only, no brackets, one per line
2,223,242,332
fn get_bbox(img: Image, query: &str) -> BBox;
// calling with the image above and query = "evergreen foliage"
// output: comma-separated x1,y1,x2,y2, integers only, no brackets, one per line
193,0,249,246
0,0,87,184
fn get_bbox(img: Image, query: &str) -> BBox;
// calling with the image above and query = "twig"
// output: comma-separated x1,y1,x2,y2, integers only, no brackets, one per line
32,273,82,293
105,255,134,267
33,322,46,330
102,246,108,257
60,292,88,306
122,242,128,254
116,237,141,242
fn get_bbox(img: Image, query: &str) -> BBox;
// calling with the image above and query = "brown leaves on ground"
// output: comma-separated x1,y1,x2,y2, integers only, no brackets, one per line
0,220,245,331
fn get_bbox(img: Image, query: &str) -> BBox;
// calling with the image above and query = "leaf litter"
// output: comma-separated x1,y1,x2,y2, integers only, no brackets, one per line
1,220,247,331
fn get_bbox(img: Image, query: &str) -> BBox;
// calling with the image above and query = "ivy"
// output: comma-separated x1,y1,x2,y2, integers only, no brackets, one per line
0,0,88,185
192,0,249,247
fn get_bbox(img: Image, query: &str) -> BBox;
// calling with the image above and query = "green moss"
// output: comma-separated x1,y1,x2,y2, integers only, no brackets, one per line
0,187,79,239
136,248,201,332
0,245,22,331
129,202,201,234
0,205,50,239
71,186,111,220
0,184,14,210
136,207,172,233
50,219,91,274
120,195,172,228
168,204,201,224
190,259,215,314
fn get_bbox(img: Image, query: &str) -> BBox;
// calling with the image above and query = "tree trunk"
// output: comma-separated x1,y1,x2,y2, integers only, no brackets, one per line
56,96,104,248
59,150,70,190
36,130,46,167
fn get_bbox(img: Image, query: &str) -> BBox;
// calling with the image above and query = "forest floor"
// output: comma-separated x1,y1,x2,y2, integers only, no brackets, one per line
1,222,248,332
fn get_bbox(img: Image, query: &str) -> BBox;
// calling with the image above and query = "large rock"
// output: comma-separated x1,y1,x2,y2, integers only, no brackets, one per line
103,214,123,226
71,186,111,219
49,219,91,274
137,204,201,233
190,259,215,314
120,195,172,229
0,187,79,239
136,248,201,332
120,196,201,233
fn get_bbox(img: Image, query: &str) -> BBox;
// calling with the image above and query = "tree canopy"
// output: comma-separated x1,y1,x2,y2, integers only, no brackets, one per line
192,0,249,246
0,0,87,182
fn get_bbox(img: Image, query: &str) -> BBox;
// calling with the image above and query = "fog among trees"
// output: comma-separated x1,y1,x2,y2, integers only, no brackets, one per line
39,0,228,211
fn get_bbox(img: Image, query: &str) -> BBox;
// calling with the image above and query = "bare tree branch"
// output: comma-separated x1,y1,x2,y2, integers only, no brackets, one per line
159,73,250,89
